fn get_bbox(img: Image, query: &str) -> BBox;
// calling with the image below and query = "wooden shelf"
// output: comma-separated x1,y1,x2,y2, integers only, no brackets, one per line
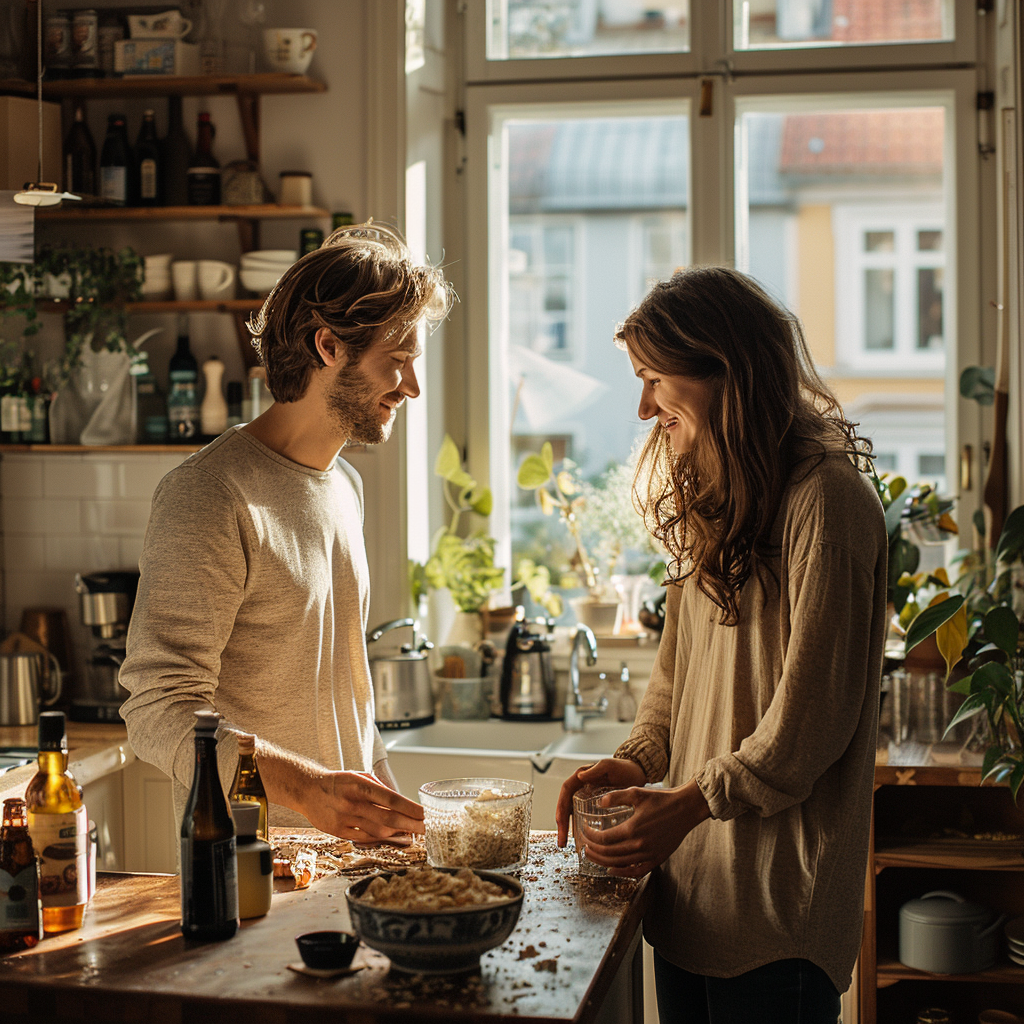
40,73,325,100
0,445,202,454
877,955,1024,987
874,836,1024,872
35,203,328,222
37,299,264,314
0,78,35,98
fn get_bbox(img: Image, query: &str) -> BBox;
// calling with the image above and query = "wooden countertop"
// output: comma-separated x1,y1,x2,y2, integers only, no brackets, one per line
0,833,648,1024
0,722,134,800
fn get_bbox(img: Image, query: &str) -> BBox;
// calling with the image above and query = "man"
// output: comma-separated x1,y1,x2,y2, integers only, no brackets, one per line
120,225,452,840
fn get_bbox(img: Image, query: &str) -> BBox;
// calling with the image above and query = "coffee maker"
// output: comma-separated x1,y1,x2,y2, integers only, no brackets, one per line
72,570,140,722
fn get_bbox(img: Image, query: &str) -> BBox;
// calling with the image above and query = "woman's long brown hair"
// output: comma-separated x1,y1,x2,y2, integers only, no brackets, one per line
616,266,873,625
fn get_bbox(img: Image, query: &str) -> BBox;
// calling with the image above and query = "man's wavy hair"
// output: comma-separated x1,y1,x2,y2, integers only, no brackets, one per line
246,223,453,402
615,265,873,626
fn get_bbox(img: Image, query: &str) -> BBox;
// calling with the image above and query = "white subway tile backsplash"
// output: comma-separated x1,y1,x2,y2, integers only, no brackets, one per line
1,457,44,499
45,535,123,573
4,536,47,572
4,570,79,634
82,499,152,536
121,456,179,498
120,536,145,568
3,497,81,536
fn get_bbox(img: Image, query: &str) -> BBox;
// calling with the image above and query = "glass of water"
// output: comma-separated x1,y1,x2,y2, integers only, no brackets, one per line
572,786,634,877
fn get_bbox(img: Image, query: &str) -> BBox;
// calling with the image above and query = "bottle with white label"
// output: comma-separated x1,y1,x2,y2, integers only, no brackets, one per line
99,113,130,206
134,109,161,206
180,711,239,941
25,712,89,934
0,797,43,952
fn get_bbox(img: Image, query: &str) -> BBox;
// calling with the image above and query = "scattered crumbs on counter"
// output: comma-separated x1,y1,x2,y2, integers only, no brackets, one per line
538,941,546,947
242,962,252,968
516,945,539,960
534,959,558,973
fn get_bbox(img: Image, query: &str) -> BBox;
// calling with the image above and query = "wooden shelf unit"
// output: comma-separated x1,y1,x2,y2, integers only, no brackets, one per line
0,444,202,454
861,761,1024,1023
39,299,264,314
36,203,328,222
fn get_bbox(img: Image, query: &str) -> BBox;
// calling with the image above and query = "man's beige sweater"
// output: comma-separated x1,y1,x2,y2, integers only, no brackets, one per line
615,452,887,993
120,426,387,830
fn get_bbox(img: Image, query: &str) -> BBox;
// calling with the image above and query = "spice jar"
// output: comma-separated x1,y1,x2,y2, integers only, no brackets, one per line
279,171,313,206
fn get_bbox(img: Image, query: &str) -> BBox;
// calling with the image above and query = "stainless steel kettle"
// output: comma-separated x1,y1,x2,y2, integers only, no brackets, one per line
0,645,63,726
366,618,435,730
499,620,557,720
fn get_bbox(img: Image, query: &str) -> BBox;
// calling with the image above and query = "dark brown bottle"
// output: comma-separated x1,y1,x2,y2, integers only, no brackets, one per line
0,798,43,953
162,96,191,206
180,711,238,941
229,734,268,842
186,112,220,206
134,109,161,206
63,103,96,196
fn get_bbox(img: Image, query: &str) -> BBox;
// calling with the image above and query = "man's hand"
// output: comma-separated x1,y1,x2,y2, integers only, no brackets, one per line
555,758,647,846
577,779,711,879
309,769,425,841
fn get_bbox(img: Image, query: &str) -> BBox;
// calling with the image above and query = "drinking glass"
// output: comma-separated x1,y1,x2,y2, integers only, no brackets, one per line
572,787,633,877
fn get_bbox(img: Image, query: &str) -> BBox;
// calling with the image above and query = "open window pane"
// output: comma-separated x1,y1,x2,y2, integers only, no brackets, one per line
497,111,689,597
735,101,948,491
488,1,690,60
733,0,953,51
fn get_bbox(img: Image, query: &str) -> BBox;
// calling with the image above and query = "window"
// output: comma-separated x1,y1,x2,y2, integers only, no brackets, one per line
456,3,981,593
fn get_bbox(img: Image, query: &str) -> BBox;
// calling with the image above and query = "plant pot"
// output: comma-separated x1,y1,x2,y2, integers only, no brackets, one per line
445,610,483,647
571,597,623,635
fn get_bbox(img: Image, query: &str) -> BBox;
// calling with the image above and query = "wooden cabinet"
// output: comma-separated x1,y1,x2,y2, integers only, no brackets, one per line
860,762,1024,1023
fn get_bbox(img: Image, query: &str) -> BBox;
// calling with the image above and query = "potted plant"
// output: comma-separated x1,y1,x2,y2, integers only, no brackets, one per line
410,434,507,645
903,505,1024,797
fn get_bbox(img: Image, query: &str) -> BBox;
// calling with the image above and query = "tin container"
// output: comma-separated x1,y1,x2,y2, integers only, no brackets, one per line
71,10,100,74
299,228,324,256
45,14,72,74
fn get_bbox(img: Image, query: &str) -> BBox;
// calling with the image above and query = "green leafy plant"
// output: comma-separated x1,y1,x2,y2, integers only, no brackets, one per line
410,435,506,614
0,245,143,383
903,505,1024,798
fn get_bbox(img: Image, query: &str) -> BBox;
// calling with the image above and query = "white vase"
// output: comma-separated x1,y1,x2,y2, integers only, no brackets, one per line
445,610,484,648
571,596,623,636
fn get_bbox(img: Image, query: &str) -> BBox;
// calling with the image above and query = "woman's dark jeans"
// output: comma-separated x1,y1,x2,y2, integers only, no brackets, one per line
653,948,841,1024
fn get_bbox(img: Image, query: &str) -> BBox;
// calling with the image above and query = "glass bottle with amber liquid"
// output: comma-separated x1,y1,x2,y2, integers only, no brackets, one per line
25,712,89,934
0,797,43,952
181,710,238,941
229,733,268,843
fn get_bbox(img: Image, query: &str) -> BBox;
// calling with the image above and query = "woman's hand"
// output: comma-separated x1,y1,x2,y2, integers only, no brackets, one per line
312,769,426,841
578,779,712,878
555,758,647,847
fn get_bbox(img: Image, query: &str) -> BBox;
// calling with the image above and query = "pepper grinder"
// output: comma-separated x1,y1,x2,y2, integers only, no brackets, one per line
200,356,228,438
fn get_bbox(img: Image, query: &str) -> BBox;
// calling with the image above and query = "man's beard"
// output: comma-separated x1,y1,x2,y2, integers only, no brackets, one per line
327,362,399,446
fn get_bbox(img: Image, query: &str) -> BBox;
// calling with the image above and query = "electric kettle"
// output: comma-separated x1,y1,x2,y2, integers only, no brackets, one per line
366,618,435,730
0,639,63,726
499,619,557,720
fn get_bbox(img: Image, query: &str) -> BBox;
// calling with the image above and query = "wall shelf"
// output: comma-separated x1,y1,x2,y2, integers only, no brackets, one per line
36,204,328,222
0,445,202,454
39,73,325,100
876,956,1024,987
37,299,265,314
874,837,1024,872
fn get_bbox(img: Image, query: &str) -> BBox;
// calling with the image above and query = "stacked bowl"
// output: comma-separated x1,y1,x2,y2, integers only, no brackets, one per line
140,253,173,300
240,250,297,296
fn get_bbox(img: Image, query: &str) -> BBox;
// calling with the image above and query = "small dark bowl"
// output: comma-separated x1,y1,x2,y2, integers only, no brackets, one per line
295,930,360,970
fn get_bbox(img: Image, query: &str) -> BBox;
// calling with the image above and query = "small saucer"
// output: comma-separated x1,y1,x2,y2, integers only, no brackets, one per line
287,961,365,979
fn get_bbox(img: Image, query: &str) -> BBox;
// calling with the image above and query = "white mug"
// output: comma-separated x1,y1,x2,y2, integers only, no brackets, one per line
128,11,193,40
262,28,317,74
198,260,236,300
171,260,197,301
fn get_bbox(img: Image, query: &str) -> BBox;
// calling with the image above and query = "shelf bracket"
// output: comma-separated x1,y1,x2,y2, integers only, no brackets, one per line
236,91,261,164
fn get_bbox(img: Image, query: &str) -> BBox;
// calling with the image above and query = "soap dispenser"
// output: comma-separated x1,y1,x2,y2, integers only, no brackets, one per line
616,662,637,722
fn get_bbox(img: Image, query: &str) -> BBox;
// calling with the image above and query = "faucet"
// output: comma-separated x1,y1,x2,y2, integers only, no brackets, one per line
564,624,608,732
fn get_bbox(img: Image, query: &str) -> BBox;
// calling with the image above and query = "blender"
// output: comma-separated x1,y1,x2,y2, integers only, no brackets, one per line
72,571,139,722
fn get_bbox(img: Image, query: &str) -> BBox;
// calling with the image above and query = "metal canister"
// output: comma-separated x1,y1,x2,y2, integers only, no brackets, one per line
97,14,125,77
44,13,72,75
71,9,100,76
331,211,354,231
299,228,324,256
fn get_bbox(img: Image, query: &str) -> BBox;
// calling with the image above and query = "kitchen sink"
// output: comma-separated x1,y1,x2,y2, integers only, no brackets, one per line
544,723,633,760
0,747,37,775
384,719,566,755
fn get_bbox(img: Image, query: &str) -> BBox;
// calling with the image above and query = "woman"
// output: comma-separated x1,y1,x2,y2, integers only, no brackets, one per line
555,266,887,1023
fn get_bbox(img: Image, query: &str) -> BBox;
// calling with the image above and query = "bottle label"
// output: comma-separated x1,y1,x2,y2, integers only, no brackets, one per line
100,166,126,203
15,397,31,432
0,395,18,432
140,159,157,199
27,807,88,909
0,858,41,934
180,836,238,929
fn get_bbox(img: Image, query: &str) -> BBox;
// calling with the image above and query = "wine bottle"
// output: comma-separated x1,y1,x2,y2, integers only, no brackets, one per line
135,109,161,206
162,96,191,206
63,103,96,196
0,797,43,953
25,712,90,934
228,734,268,843
131,352,168,443
167,315,199,442
180,711,239,941
186,112,220,206
99,112,129,206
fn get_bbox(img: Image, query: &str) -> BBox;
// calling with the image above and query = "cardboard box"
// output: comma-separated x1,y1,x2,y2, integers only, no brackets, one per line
115,39,199,76
0,96,62,191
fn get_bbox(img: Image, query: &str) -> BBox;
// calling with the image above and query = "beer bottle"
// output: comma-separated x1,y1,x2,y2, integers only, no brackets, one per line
228,733,268,842
0,798,43,952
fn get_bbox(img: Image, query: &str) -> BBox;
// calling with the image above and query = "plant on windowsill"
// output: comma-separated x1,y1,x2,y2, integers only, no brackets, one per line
902,505,1024,798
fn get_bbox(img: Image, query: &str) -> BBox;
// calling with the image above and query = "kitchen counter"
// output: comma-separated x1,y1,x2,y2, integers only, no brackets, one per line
0,722,134,798
0,833,649,1024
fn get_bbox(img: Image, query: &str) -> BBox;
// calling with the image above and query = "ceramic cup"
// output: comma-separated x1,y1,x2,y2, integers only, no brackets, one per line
197,260,235,300
572,786,634,877
263,28,317,74
171,260,198,301
127,11,192,39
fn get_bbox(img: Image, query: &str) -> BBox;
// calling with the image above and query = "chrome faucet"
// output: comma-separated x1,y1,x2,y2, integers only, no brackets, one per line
564,623,608,732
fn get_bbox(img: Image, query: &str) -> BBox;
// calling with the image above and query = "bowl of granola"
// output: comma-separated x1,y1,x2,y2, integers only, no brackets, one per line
420,778,533,872
345,865,523,973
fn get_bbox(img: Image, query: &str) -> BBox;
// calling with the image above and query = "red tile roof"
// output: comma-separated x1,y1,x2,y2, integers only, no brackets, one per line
832,0,944,43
